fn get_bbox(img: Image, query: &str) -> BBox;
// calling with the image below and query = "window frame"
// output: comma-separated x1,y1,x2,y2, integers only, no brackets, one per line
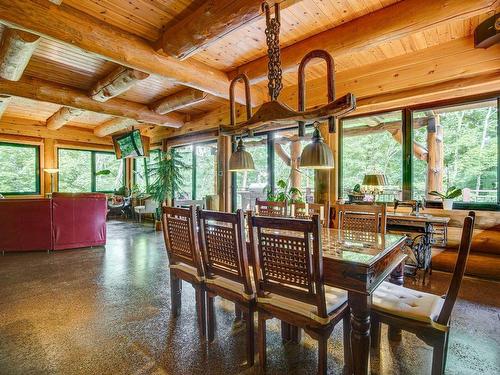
57,148,125,193
172,140,218,200
338,96,500,211
0,141,41,195
132,148,161,192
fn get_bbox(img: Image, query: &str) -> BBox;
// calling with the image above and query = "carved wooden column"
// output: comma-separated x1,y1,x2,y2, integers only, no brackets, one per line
314,122,331,204
426,115,444,199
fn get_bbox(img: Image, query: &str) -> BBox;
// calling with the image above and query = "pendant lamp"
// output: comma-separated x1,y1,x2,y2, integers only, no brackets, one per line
300,122,334,169
228,138,255,171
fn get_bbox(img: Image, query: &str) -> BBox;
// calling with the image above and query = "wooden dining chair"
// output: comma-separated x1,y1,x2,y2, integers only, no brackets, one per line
197,208,256,366
333,203,387,234
292,201,330,227
161,205,206,337
370,211,476,375
247,214,351,375
255,198,288,217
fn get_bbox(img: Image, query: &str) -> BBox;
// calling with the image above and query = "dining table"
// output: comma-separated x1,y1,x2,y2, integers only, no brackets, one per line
277,227,407,375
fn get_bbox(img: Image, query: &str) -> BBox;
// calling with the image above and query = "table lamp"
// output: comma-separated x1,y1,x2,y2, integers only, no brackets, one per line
362,173,387,200
44,168,59,194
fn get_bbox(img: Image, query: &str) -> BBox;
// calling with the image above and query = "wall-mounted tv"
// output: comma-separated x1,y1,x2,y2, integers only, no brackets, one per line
112,130,150,159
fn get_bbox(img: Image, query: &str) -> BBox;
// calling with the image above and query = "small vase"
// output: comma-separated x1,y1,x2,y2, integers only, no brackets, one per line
442,199,454,210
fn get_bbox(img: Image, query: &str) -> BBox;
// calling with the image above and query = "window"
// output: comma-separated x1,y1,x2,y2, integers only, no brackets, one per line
340,111,403,202
58,149,124,193
273,127,315,202
0,142,40,195
133,149,161,194
233,134,269,210
413,99,498,206
173,142,218,200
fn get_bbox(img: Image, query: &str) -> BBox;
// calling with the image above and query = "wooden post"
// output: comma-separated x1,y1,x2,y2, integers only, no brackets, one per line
43,138,56,195
290,139,302,190
314,122,331,204
426,115,444,199
218,135,231,212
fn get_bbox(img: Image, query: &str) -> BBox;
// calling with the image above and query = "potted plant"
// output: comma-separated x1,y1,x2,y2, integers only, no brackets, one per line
265,179,303,203
148,149,187,230
348,184,364,203
429,186,462,210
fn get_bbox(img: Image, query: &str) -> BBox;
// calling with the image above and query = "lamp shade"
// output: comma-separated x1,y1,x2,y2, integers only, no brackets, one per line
299,127,334,169
362,174,387,186
228,139,255,171
43,168,60,174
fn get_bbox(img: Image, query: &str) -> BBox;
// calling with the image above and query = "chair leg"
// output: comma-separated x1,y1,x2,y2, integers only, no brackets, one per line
318,334,328,375
244,306,255,367
343,313,352,374
207,294,215,342
431,334,447,375
170,271,182,317
258,312,267,371
235,304,242,321
194,285,206,338
370,316,381,350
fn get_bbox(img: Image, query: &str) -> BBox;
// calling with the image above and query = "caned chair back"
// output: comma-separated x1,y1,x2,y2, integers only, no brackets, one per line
248,214,329,319
161,205,203,276
436,211,475,325
292,202,330,227
197,209,253,296
255,199,288,217
333,203,386,235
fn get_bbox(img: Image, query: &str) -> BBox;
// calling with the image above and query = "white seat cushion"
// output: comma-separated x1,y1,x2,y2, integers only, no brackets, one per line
170,263,204,282
257,286,347,325
206,276,255,300
372,281,444,324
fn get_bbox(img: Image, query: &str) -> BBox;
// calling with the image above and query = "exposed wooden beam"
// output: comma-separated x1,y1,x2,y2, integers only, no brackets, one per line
46,106,83,130
0,28,40,81
231,0,496,83
150,88,208,114
161,1,286,60
0,76,183,127
90,66,149,102
0,94,11,119
0,116,112,145
94,118,137,137
48,0,63,4
0,0,265,106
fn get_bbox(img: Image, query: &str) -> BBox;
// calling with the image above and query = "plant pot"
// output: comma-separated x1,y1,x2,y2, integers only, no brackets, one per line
442,199,454,210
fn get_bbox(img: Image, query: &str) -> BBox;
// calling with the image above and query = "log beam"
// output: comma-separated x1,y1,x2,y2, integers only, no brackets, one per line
0,76,183,127
150,88,208,114
0,0,265,106
231,0,496,83
94,118,137,137
0,28,40,81
0,94,11,119
46,106,83,130
161,0,281,60
90,67,150,102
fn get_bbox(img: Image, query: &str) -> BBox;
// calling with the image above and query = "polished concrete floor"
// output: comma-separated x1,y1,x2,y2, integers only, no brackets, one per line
0,220,499,375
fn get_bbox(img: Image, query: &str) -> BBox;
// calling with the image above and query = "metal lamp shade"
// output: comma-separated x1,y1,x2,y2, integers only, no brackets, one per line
228,139,255,171
300,128,334,169
362,174,387,186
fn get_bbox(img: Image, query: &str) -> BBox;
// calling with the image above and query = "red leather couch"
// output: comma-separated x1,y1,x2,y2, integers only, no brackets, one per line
0,193,107,252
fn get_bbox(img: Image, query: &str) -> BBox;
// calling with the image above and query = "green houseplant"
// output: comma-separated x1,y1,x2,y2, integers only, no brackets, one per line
266,179,303,203
148,149,188,222
429,186,462,210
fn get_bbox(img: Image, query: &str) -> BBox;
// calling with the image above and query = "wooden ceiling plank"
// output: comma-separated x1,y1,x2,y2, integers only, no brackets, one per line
0,0,265,106
0,28,40,81
94,118,138,137
150,88,208,114
46,106,83,130
0,76,183,127
90,66,150,102
161,0,301,60
231,0,496,83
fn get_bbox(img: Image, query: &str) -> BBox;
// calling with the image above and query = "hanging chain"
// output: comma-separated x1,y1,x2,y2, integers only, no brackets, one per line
263,2,282,101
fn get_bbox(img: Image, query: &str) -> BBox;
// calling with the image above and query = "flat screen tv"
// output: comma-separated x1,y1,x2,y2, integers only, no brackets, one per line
112,130,150,159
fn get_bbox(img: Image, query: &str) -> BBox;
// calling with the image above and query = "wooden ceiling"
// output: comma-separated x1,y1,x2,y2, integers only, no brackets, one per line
0,0,498,143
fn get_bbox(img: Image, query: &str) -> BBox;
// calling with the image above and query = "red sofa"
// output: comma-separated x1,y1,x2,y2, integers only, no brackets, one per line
0,193,107,252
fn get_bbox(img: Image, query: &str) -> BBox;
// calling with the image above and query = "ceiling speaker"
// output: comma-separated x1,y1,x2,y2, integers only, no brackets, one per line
474,14,499,48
